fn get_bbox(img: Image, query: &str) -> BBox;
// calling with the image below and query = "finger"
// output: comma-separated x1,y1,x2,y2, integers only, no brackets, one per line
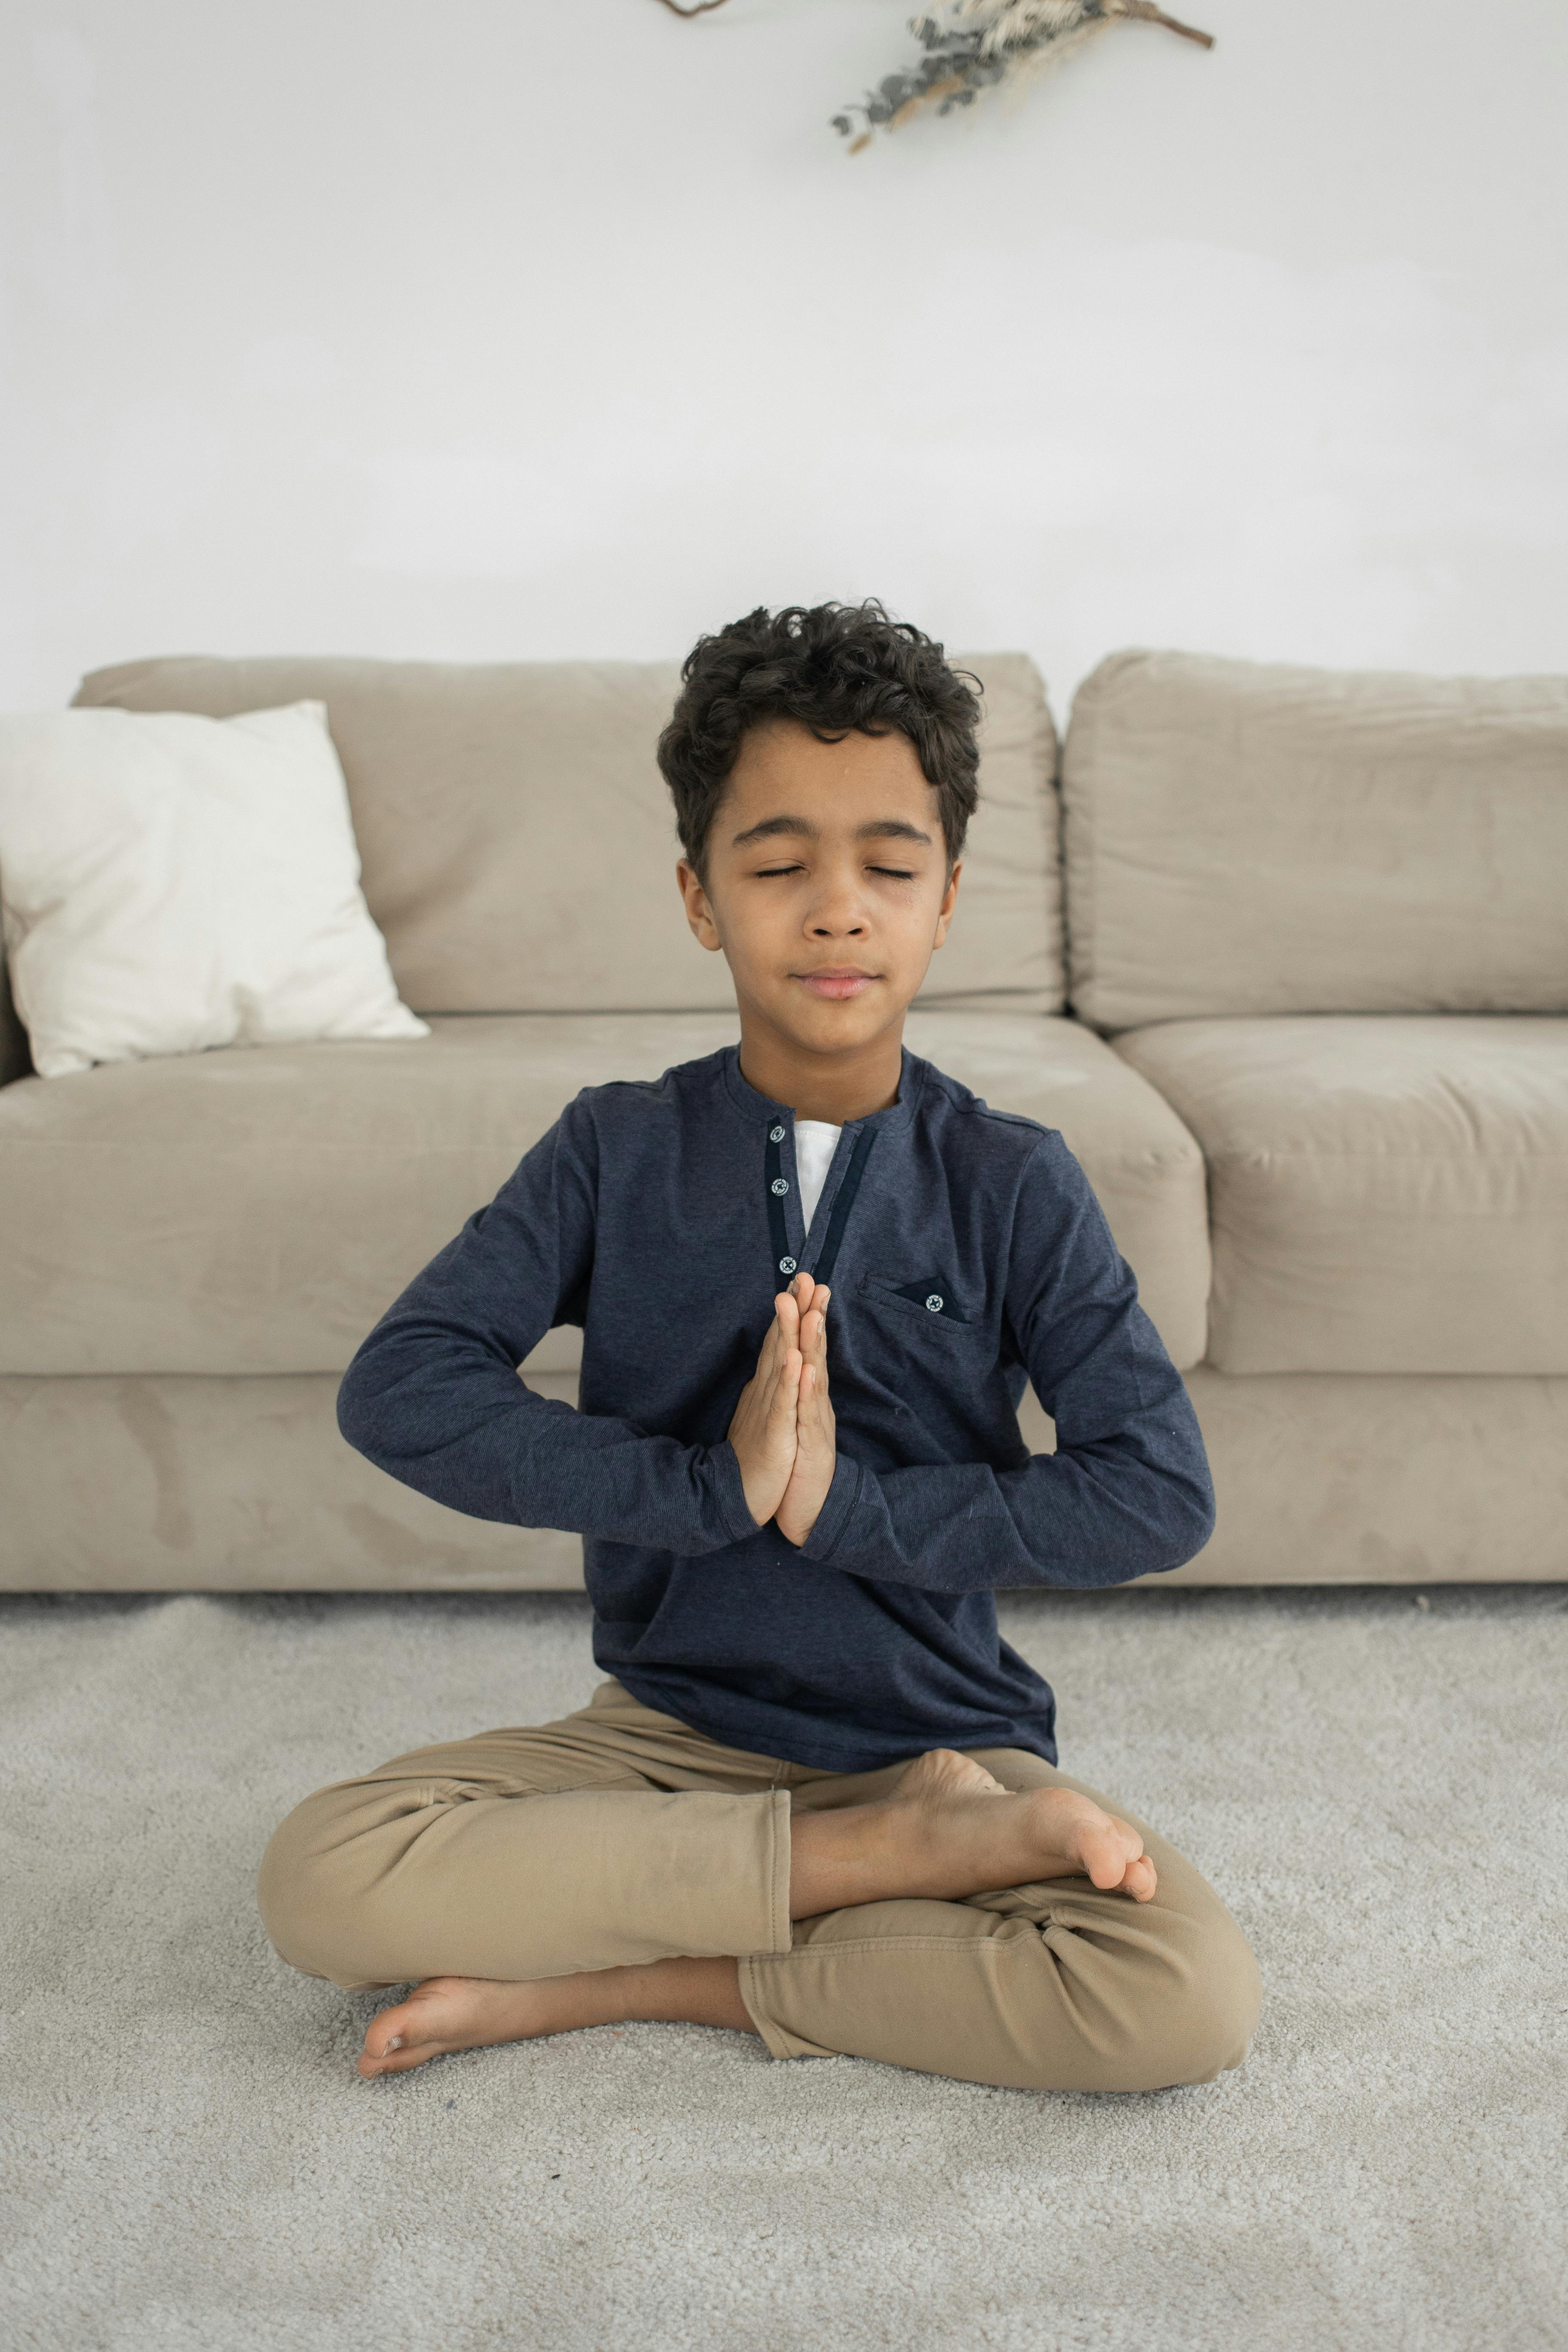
798,1358,831,1442
758,1314,784,1378
769,1346,802,1425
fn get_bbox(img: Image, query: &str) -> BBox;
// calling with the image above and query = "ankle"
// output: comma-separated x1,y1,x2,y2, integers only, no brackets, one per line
788,1795,900,1919
616,1955,753,2033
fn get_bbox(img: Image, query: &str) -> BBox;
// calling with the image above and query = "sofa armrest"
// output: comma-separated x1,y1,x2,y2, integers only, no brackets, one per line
0,949,33,1088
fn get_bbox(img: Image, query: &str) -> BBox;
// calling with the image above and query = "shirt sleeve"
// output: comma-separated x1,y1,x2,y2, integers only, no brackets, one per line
799,1130,1215,1592
335,1098,758,1555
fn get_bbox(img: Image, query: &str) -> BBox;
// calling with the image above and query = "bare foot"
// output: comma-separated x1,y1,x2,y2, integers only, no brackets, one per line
892,1748,1158,1902
359,1975,579,2078
789,1747,1158,1917
358,1953,751,2079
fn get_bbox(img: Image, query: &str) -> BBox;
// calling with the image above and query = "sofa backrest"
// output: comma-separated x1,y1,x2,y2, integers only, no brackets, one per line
1062,650,1568,1030
72,652,1064,1017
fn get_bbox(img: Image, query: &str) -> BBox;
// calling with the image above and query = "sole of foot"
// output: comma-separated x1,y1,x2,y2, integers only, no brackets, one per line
888,1747,1158,1906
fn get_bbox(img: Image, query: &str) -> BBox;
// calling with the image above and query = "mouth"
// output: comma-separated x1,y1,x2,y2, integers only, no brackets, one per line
792,969,880,1001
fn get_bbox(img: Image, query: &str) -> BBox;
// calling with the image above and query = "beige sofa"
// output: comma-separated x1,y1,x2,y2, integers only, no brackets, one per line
2,648,1564,1591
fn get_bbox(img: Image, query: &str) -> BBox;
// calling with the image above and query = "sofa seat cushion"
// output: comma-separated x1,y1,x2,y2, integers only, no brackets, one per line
1116,1016,1568,1373
0,1012,1208,1378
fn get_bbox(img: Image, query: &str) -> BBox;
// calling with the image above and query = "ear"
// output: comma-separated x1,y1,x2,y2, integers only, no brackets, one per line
676,858,724,953
931,860,962,952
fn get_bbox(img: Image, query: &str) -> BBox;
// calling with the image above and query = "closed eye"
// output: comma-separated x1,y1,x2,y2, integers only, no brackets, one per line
753,864,917,881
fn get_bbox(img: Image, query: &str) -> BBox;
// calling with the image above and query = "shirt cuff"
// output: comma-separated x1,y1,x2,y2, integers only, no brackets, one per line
798,1451,863,1563
710,1440,764,1547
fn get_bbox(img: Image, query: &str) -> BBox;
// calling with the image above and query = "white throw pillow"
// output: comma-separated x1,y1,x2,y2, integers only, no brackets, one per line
0,701,429,1078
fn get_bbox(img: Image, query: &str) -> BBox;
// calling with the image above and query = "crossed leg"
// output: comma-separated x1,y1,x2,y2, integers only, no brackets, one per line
259,1700,1259,2094
352,1746,1158,2076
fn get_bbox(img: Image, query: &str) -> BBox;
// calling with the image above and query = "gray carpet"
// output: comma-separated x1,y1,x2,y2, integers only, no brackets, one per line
3,1587,1565,2352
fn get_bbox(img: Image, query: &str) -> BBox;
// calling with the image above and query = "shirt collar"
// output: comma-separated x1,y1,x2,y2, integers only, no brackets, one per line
719,1043,924,1138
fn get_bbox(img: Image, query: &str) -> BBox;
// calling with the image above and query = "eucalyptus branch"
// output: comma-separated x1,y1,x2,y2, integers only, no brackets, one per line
833,0,1215,148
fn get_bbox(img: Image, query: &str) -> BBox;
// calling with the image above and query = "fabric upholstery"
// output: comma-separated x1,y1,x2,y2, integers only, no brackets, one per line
0,1010,1208,1379
0,1371,582,1590
3,1366,1561,1591
1158,1369,1568,1585
1063,651,1568,1029
72,651,1064,1017
1116,1016,1568,1374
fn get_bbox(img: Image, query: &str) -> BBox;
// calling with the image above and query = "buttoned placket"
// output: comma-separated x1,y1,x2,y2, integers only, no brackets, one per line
763,1119,805,1279
760,1115,877,1292
729,1044,919,1298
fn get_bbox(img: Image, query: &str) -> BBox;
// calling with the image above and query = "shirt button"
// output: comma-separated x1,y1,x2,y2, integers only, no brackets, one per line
779,1256,797,1275
925,1294,944,1313
771,1177,789,1195
769,1124,786,1143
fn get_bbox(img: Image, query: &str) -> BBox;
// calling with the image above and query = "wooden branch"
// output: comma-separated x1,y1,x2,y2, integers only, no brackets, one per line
651,0,732,16
1118,2,1216,49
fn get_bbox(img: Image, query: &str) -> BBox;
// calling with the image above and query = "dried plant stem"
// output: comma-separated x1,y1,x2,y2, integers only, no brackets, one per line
1119,2,1214,49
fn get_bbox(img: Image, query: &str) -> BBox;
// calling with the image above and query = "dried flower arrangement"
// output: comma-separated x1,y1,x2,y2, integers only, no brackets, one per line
647,1,1215,146
833,0,1215,150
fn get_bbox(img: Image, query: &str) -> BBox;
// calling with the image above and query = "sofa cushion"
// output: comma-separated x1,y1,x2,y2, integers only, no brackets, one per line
0,701,428,1078
71,652,1064,1017
1063,651,1568,1029
0,1012,1207,1378
1116,1016,1568,1374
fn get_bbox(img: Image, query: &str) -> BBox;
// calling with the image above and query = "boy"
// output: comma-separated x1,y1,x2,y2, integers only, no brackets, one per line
258,602,1260,2093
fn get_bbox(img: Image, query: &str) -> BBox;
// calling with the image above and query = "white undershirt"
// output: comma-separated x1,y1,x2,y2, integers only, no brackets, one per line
793,1119,842,1237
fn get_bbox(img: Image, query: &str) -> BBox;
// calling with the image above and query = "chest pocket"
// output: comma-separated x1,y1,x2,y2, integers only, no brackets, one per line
859,1271,982,1341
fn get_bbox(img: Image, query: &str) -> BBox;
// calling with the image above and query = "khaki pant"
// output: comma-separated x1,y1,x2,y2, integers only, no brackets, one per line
258,1677,1261,2094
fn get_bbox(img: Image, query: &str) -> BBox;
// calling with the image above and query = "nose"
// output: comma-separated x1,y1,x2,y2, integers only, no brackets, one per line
807,870,870,938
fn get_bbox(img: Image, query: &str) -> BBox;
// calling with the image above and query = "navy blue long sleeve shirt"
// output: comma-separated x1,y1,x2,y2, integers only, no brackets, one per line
336,1043,1214,1771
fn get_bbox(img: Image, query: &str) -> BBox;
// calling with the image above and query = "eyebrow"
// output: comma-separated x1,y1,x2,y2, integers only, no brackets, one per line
730,815,934,849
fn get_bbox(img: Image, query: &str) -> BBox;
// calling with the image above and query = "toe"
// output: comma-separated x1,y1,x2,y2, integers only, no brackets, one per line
360,1990,441,2072
359,2042,438,2078
1081,1818,1145,1892
1125,1854,1159,1902
362,2008,413,2061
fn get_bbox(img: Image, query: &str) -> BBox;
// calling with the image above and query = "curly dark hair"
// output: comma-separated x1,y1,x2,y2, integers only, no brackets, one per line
657,602,982,879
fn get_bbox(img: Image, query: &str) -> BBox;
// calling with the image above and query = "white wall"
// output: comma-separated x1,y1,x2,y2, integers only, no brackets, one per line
3,0,1565,717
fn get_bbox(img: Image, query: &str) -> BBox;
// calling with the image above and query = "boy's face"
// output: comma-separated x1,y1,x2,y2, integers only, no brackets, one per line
676,718,961,1062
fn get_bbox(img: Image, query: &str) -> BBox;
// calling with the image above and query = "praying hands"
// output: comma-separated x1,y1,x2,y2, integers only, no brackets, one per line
726,1271,837,1545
